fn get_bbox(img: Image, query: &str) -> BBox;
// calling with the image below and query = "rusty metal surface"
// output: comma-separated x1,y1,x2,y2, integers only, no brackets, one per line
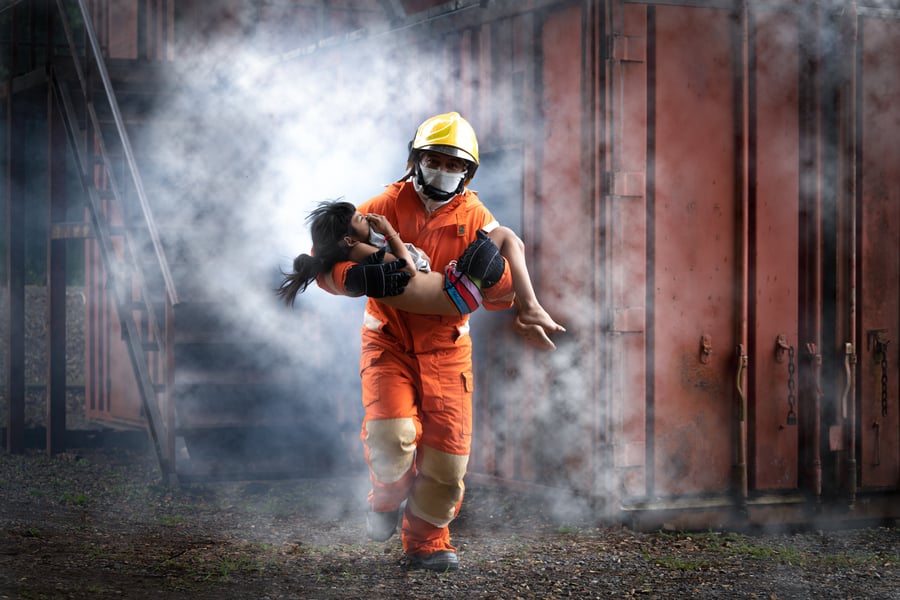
649,5,738,497
857,14,900,490
748,8,801,492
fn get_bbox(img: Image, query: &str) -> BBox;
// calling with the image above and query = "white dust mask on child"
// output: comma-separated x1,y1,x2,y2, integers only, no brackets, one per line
368,229,386,247
419,164,466,194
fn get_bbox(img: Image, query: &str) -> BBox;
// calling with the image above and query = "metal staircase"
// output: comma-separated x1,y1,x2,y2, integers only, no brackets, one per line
49,0,352,482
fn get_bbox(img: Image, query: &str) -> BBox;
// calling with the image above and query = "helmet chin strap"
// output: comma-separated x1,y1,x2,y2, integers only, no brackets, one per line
414,163,464,202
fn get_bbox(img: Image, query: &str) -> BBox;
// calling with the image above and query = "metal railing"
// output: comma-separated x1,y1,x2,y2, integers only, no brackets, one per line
52,0,177,478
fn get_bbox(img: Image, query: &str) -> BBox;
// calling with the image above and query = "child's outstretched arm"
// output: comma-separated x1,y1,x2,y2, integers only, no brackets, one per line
487,226,566,350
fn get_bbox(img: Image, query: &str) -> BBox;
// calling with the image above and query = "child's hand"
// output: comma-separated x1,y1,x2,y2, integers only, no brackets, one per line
365,213,396,238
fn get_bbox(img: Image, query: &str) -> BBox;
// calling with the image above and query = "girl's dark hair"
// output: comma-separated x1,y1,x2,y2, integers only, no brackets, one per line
276,199,356,306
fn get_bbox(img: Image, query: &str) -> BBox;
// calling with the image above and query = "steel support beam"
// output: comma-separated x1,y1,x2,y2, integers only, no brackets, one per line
47,72,68,455
5,84,25,455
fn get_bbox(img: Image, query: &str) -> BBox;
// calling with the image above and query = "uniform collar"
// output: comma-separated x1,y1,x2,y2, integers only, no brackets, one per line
415,187,460,214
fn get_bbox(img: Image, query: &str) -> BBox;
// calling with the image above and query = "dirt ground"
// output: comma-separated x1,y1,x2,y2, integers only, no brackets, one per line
0,444,898,600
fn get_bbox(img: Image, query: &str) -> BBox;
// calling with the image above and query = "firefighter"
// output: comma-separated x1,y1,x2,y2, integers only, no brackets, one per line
318,112,551,571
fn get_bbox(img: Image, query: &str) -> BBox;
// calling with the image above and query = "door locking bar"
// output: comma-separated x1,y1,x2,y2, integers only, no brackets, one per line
866,330,890,418
776,336,797,426
866,330,890,467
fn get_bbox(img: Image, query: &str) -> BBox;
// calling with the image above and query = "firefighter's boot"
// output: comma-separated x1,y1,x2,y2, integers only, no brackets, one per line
366,508,400,542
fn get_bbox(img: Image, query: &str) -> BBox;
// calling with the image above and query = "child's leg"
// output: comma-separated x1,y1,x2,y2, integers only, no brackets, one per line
487,227,565,335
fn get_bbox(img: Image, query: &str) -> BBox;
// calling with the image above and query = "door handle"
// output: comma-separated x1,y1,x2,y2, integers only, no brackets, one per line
736,344,748,422
841,342,854,419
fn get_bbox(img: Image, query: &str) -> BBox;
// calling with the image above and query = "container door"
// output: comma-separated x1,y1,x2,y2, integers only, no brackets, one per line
647,4,742,498
856,12,900,491
638,2,818,503
747,6,802,493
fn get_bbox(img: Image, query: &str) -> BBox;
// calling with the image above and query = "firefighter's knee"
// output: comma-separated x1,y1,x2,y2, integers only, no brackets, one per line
364,418,417,483
420,447,469,485
409,447,469,527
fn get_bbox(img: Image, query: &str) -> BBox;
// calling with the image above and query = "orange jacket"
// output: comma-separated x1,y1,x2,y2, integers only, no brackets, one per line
319,181,514,351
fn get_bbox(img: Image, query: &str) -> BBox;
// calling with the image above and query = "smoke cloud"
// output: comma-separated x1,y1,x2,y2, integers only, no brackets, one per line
131,15,556,509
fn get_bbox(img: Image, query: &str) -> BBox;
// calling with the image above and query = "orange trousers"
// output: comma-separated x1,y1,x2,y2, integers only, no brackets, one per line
359,327,474,556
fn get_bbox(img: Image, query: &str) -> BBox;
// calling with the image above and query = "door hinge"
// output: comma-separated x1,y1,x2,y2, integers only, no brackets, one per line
604,171,645,198
607,34,646,63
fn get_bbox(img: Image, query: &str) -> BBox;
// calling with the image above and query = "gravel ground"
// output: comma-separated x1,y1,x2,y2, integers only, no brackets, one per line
2,286,899,598
0,446,898,599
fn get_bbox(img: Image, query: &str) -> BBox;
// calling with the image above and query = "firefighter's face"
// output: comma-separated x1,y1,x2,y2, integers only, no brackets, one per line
420,150,469,174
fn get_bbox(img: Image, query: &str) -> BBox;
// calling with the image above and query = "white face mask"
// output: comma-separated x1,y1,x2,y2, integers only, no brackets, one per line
419,164,465,194
368,228,386,247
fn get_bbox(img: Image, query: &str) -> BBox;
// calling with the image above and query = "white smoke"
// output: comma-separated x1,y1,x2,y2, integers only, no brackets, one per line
130,20,480,487
164,23,593,523
138,35,429,353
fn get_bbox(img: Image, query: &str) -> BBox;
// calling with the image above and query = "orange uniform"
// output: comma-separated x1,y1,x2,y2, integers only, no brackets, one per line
321,180,514,556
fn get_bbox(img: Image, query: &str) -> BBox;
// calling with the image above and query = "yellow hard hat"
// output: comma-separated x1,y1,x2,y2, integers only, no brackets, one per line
410,111,479,168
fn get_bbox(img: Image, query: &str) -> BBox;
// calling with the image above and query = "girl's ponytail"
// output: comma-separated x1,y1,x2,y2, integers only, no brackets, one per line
276,199,356,306
275,253,325,306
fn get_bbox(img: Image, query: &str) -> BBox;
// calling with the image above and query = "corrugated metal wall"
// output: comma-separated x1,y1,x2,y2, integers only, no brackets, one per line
453,0,899,524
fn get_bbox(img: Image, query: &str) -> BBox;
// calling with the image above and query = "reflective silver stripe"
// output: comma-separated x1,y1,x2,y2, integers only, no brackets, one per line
364,310,383,332
367,311,468,338
481,219,499,233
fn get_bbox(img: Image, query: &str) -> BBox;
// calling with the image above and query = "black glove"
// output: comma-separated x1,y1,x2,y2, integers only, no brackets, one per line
455,230,506,289
344,247,411,298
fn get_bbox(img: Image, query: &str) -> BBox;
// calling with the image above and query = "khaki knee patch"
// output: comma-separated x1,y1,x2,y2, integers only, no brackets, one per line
364,418,417,483
419,447,469,484
408,447,469,528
